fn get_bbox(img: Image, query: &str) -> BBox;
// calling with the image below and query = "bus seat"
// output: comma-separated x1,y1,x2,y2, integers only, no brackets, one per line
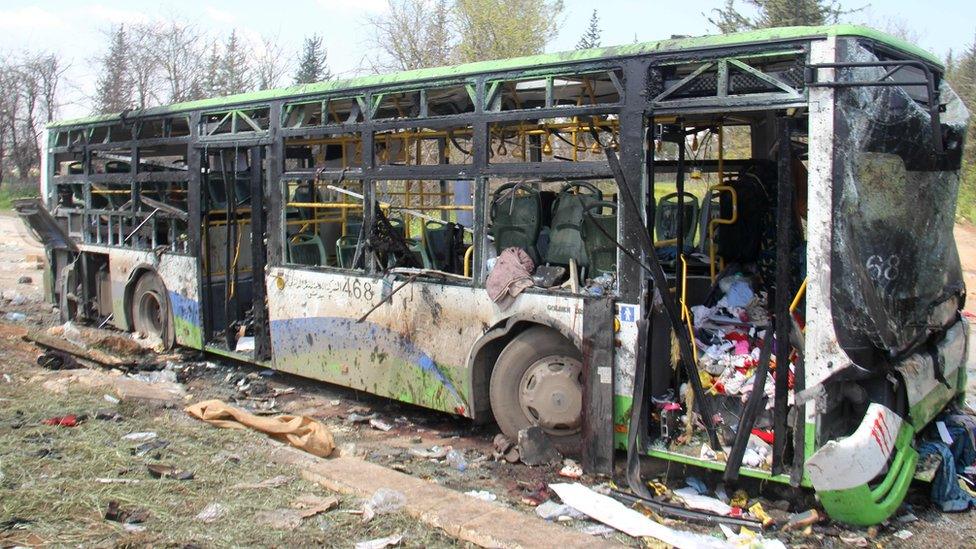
545,181,602,267
105,160,129,173
345,215,364,238
406,238,433,269
581,200,618,276
422,220,455,271
490,183,541,264
317,221,342,264
336,235,359,268
655,191,699,245
696,188,724,254
288,233,327,267
388,217,406,240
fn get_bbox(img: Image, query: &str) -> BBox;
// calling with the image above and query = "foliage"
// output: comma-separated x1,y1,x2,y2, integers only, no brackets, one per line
706,0,851,33
367,0,455,72
948,32,976,221
454,0,565,63
576,9,601,50
94,25,133,114
294,35,332,85
1,52,63,186
219,31,252,95
0,180,37,210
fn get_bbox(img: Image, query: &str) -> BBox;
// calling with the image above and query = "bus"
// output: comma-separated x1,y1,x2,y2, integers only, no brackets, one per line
18,25,970,526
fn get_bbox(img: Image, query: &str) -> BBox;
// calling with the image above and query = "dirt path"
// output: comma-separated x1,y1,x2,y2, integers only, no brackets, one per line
955,222,976,315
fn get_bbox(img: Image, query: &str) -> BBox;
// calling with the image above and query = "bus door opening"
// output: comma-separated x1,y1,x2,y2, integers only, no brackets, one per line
200,146,271,359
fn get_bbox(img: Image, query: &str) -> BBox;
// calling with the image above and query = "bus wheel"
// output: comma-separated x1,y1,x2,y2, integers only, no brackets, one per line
490,326,583,452
131,272,169,345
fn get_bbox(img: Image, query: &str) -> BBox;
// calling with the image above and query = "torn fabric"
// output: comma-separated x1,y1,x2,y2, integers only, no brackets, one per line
185,399,335,457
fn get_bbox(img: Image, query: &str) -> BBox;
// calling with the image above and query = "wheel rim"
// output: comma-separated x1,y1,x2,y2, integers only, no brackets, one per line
138,291,164,337
518,355,583,436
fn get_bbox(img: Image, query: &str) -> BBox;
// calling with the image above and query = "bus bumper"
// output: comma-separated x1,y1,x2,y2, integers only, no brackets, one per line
806,403,917,525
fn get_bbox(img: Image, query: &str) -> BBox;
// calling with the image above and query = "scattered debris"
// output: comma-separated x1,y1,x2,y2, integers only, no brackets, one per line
354,533,403,549
41,414,82,427
464,490,497,502
893,529,914,540
408,445,450,460
549,483,734,548
362,487,406,522
558,459,583,479
36,350,78,371
132,439,169,457
4,312,26,322
17,276,32,284
122,431,157,442
896,511,919,523
195,502,227,523
255,495,339,530
185,399,335,457
518,482,550,506
535,500,586,521
749,502,774,527
579,524,616,536
94,410,123,421
839,533,868,547
347,412,379,424
104,394,120,404
146,464,194,480
231,475,291,490
719,524,786,548
445,449,467,471
369,418,394,431
104,500,150,525
783,509,820,531
673,487,733,516
491,433,520,463
516,426,561,466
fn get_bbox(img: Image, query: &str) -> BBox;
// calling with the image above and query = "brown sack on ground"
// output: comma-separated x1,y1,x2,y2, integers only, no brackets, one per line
185,399,335,457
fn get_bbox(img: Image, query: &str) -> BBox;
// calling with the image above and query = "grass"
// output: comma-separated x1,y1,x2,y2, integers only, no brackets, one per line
0,181,38,211
0,378,465,547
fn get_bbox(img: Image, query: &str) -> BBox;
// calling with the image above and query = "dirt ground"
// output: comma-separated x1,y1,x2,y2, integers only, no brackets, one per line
3,211,976,547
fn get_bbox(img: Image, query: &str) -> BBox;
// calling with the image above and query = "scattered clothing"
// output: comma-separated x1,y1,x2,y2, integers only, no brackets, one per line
486,247,535,309
918,440,976,512
185,399,335,457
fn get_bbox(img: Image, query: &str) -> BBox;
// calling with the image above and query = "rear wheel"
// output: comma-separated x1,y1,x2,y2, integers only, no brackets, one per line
489,326,583,452
130,272,172,347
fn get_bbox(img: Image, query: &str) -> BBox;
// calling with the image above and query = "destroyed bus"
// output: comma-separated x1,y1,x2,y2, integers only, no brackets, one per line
18,24,970,525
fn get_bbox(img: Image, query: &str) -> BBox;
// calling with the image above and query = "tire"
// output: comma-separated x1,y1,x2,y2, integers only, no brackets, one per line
130,272,173,348
489,326,583,453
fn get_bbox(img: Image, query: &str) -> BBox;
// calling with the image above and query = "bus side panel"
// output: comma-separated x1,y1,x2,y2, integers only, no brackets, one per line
94,246,204,349
266,266,585,417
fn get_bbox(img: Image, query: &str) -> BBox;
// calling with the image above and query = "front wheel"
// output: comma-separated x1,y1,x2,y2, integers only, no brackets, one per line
489,326,583,452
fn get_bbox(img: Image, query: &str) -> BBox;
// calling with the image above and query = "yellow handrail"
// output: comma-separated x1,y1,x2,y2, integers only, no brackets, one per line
679,255,698,364
463,245,475,278
708,185,738,282
790,277,808,313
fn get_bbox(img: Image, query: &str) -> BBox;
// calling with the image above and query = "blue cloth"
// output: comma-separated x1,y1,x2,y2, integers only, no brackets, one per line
919,418,976,512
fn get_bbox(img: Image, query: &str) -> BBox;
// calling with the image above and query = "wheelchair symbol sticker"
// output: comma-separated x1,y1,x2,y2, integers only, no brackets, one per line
619,305,636,323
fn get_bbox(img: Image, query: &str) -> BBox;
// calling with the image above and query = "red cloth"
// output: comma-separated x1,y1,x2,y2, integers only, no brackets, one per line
42,415,80,427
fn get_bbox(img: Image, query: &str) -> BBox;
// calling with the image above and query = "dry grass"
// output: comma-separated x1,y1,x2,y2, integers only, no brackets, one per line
0,377,465,547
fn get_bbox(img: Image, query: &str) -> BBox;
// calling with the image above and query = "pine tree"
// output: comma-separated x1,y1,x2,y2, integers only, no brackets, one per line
707,0,850,33
576,10,601,49
219,30,251,95
294,35,331,84
201,42,223,97
94,25,133,113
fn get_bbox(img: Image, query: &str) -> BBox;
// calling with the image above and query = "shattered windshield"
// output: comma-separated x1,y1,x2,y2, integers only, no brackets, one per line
831,40,969,360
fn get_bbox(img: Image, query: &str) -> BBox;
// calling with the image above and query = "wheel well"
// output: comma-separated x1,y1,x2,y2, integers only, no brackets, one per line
122,267,159,332
467,319,577,424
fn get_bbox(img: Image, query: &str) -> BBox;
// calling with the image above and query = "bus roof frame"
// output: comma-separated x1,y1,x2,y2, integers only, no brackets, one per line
50,25,940,129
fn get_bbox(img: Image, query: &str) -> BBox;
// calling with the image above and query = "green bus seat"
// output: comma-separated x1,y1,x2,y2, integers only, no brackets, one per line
336,235,360,269
288,233,327,266
490,183,541,264
545,181,602,267
655,191,699,246
582,200,619,277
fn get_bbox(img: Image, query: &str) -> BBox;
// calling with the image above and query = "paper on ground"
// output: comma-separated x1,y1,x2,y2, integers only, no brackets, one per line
549,483,734,549
673,487,733,515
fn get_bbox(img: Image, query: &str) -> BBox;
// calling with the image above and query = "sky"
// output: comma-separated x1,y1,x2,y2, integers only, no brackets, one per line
0,0,973,119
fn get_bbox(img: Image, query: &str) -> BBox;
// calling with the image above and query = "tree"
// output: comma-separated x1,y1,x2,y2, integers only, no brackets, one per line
367,0,454,72
706,0,851,33
94,25,133,114
576,9,601,49
219,30,252,95
294,34,332,84
948,32,976,167
128,25,160,109
454,0,565,63
150,19,206,103
200,41,223,98
255,35,289,90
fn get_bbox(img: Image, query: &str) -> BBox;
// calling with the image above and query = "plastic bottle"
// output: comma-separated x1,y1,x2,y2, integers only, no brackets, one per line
445,449,467,472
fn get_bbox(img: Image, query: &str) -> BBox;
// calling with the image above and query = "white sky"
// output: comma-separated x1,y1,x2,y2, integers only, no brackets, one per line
1,0,972,119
